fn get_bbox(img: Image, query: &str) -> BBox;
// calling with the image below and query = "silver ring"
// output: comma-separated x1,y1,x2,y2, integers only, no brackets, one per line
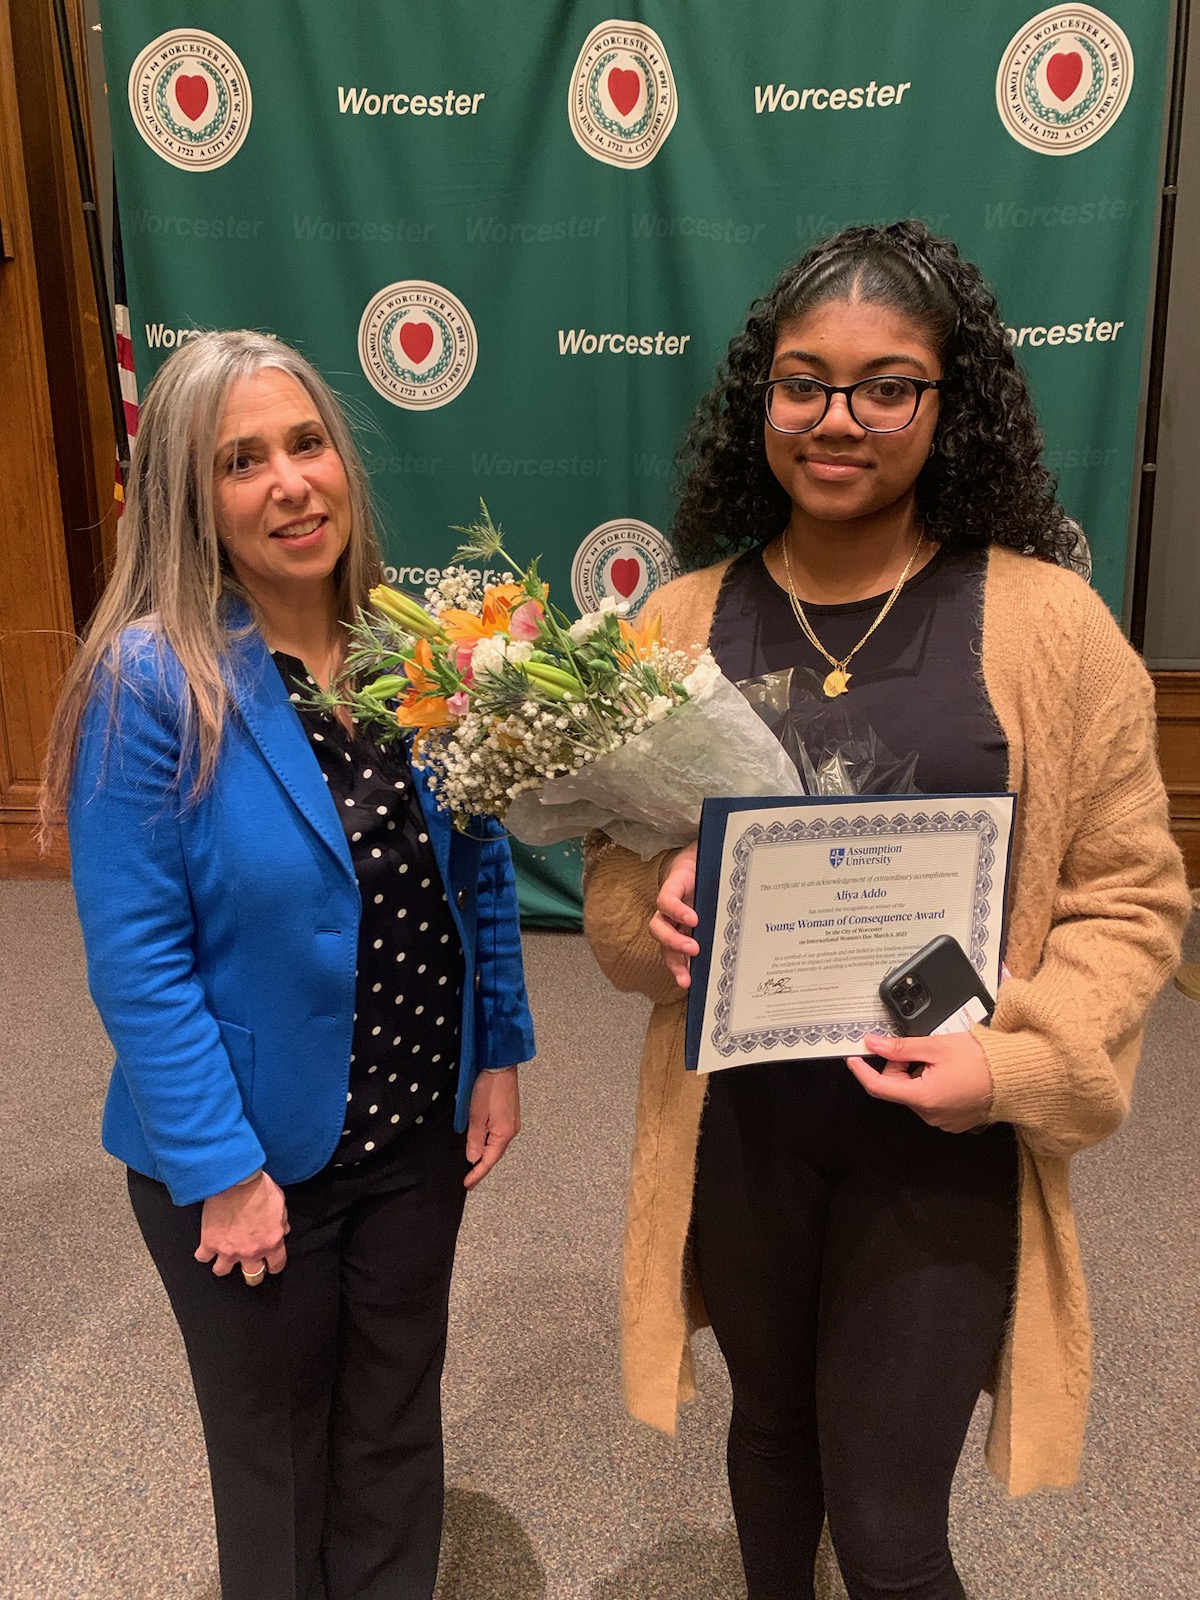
242,1261,267,1284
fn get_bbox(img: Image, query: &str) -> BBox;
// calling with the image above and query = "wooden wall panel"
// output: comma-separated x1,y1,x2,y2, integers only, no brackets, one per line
1153,671,1200,887
10,0,116,619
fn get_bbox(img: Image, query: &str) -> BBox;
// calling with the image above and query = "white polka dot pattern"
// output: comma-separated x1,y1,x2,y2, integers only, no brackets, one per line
273,648,464,1169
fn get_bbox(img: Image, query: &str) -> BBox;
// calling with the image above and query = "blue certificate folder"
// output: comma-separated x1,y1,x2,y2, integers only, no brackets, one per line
683,792,1017,1073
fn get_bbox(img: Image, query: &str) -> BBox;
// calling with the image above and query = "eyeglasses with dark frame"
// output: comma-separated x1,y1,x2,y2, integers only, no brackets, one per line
758,374,947,435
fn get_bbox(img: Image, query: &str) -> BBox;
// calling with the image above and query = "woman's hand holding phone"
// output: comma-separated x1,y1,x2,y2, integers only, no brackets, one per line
846,1032,994,1133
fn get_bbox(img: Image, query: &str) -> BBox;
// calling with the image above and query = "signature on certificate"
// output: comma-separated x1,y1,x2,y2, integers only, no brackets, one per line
753,975,794,996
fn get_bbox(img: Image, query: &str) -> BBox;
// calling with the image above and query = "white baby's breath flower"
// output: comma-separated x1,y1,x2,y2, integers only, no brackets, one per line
423,564,482,617
645,695,672,724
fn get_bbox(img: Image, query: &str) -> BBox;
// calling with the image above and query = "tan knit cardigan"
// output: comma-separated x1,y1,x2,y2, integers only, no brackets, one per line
583,545,1189,1497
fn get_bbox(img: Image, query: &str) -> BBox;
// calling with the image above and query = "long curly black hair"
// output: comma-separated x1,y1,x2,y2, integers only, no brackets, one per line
671,219,1078,571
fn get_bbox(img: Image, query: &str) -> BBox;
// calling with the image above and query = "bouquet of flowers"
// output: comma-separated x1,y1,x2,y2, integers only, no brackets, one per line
323,506,803,858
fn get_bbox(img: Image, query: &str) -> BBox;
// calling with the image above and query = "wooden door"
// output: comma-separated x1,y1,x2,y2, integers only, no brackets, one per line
0,0,77,874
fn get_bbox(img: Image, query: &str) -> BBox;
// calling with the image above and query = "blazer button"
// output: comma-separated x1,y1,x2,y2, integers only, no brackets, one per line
456,887,467,909
475,969,481,992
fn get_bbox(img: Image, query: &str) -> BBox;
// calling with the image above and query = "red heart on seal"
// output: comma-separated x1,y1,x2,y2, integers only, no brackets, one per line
1045,51,1083,102
610,557,641,598
174,73,210,121
608,67,641,118
398,321,435,365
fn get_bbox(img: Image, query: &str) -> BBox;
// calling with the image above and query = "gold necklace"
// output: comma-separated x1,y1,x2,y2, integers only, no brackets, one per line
781,533,925,698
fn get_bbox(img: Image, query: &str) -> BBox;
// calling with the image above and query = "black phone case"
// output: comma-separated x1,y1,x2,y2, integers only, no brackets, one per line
879,935,995,1036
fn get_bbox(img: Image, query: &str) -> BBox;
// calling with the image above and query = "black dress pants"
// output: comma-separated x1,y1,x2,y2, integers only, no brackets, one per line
128,1106,469,1600
692,1060,1018,1600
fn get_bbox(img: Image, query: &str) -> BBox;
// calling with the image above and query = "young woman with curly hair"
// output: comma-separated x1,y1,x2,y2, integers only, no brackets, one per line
583,222,1188,1600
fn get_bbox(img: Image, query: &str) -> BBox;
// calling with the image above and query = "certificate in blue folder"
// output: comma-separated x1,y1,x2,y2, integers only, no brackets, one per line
684,792,1016,1074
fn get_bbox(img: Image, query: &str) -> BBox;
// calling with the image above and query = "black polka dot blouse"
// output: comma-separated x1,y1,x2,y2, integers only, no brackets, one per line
274,653,464,1168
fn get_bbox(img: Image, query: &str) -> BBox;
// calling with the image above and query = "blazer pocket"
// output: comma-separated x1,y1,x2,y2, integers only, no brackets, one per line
216,1019,255,1101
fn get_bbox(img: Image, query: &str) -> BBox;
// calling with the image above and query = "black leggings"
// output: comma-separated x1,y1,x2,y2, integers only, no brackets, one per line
692,1060,1018,1600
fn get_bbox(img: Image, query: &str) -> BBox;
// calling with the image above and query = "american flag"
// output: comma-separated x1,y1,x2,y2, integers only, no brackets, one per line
112,190,138,502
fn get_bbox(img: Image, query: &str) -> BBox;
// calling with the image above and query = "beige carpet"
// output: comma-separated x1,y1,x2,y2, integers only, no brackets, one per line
1,883,1197,1599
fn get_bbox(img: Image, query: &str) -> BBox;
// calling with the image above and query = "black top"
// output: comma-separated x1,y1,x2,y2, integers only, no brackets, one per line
709,544,1008,796
273,652,464,1168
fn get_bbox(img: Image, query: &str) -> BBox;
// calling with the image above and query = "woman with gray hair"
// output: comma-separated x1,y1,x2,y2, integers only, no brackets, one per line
43,330,535,1600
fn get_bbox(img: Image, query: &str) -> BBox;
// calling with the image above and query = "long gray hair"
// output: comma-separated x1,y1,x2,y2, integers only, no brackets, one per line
41,330,385,835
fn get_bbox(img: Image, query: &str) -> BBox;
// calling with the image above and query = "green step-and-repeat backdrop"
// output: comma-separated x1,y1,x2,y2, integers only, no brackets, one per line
100,1,1169,924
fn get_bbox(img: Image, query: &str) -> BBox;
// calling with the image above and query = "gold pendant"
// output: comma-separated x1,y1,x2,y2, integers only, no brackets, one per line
823,668,850,698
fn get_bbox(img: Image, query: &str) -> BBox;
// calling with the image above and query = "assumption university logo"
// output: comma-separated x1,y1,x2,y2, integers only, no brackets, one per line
358,282,478,411
571,519,677,615
830,848,846,869
568,20,678,168
128,30,251,170
996,6,1133,154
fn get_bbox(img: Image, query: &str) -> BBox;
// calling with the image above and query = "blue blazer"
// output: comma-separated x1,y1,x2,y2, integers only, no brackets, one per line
69,619,535,1206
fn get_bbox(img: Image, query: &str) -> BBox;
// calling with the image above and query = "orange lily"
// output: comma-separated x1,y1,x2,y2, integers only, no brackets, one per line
617,610,663,662
440,581,528,644
402,637,439,691
393,637,453,729
483,581,529,627
394,692,454,730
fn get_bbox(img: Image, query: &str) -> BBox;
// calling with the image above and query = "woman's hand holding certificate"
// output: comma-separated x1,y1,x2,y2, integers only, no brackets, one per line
648,831,997,1130
651,841,700,990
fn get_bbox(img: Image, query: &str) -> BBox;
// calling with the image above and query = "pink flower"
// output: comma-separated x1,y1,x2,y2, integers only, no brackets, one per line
509,599,543,641
447,690,470,716
451,640,477,682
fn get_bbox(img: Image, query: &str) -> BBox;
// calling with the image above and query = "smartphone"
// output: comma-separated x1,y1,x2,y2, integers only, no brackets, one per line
879,935,995,1038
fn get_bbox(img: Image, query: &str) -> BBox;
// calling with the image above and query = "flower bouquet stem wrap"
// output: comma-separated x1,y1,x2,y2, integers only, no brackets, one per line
317,505,803,857
504,659,804,857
